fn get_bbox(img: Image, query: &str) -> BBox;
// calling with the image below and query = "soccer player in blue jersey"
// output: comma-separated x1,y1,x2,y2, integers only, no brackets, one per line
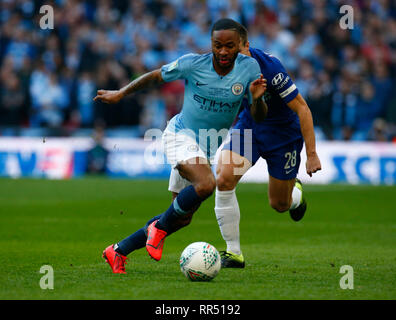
93,18,268,273
214,24,322,268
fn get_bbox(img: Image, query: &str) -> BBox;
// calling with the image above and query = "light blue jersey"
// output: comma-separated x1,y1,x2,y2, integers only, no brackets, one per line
161,52,261,157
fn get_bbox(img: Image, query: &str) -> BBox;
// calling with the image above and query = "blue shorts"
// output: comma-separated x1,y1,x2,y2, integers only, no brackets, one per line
223,116,304,180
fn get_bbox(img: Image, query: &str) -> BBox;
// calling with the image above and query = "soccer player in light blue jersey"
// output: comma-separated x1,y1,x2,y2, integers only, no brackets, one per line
214,23,322,268
94,18,268,273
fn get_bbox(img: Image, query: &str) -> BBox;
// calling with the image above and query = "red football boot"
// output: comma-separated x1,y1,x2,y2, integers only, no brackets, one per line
146,220,167,261
102,244,128,274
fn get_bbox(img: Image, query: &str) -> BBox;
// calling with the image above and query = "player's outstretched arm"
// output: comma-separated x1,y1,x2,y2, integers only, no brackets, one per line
287,93,322,177
249,75,268,122
93,69,164,104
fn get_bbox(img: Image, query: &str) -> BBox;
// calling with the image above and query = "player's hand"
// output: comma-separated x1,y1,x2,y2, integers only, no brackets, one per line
306,152,322,177
93,90,124,104
249,74,267,100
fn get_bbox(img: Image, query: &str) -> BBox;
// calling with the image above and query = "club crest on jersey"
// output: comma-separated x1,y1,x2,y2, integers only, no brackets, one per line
271,73,284,86
187,144,199,152
231,83,244,96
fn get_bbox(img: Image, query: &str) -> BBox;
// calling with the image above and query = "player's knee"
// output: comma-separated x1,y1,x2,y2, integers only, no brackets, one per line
270,199,290,213
216,174,236,191
195,176,216,199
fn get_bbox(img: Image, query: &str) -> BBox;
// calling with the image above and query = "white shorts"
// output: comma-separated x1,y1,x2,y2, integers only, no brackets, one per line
162,128,208,193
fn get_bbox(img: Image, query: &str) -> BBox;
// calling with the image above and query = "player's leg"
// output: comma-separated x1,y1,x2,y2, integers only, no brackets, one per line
267,175,296,212
103,130,211,270
266,138,306,221
146,157,215,260
105,159,213,270
215,149,251,267
110,192,195,265
169,192,197,230
104,216,163,273
148,178,199,234
152,127,214,235
151,158,214,234
215,125,259,268
268,175,306,220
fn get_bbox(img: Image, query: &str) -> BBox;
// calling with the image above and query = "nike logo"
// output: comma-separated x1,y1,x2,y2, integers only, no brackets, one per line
196,81,208,86
147,238,164,249
285,168,295,174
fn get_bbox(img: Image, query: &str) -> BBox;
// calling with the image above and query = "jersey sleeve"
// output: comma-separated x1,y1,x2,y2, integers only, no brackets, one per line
268,56,299,103
161,53,196,82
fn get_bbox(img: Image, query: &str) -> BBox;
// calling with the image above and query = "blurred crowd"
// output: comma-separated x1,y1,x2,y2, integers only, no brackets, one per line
0,0,395,141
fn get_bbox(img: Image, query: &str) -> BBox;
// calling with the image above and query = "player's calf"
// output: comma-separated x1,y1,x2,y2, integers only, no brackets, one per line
269,199,291,213
216,174,238,192
146,184,210,261
177,160,216,200
173,212,194,229
193,176,216,200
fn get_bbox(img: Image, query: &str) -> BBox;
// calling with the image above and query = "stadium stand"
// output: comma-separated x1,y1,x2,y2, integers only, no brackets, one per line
0,0,395,141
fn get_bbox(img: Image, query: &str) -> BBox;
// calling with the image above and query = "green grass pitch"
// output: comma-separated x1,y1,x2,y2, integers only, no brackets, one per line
0,178,395,300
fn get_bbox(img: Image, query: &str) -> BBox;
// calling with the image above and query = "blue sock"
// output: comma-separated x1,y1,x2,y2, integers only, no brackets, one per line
114,228,147,256
114,186,203,255
113,211,174,256
156,185,202,232
144,214,162,232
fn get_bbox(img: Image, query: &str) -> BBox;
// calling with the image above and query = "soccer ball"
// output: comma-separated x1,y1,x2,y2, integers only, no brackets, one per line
179,242,221,281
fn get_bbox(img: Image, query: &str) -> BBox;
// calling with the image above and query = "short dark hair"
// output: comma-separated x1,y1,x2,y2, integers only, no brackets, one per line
236,23,248,45
211,18,248,45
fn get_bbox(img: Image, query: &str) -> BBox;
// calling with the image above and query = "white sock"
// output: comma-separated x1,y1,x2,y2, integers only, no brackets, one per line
214,188,241,255
289,186,302,210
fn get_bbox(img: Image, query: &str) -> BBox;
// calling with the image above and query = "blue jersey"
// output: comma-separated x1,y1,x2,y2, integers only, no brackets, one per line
239,47,299,125
223,48,304,179
161,52,261,156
